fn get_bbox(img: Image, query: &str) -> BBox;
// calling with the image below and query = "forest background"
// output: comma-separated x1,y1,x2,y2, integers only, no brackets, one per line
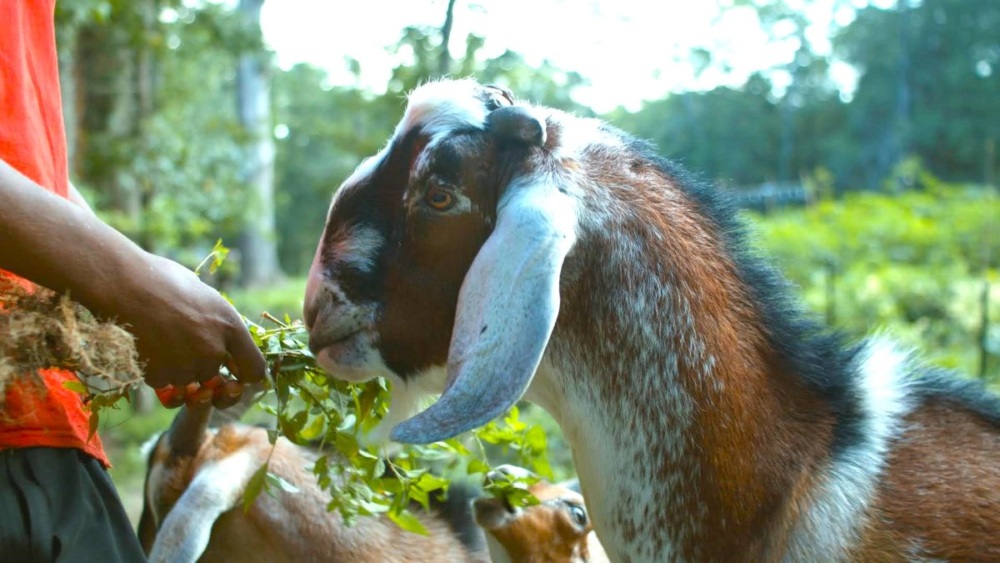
48,0,998,524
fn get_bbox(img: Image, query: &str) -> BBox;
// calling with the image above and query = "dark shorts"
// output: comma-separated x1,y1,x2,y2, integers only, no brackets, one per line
0,447,146,563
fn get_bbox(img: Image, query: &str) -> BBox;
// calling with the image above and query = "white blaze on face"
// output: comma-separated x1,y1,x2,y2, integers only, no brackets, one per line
320,223,384,274
394,79,493,144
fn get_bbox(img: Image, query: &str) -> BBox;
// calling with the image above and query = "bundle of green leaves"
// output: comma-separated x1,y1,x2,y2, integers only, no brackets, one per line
243,313,550,533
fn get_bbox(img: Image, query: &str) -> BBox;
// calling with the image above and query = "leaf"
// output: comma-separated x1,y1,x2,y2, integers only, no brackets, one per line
87,411,100,440
299,415,326,441
266,472,301,494
62,380,88,394
244,463,269,513
387,509,429,536
209,239,230,274
466,458,490,475
505,487,541,508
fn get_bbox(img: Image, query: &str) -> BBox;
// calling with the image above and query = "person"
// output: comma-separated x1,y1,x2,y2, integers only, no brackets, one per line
0,1,267,560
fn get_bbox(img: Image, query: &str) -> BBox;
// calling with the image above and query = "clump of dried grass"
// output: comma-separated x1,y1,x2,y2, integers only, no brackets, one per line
0,277,143,406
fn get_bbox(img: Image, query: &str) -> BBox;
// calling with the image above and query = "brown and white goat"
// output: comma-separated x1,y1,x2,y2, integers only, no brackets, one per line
138,404,488,562
473,465,609,563
303,79,1000,561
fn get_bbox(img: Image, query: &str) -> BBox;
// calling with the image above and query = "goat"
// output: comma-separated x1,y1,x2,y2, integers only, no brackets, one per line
473,465,609,563
303,78,1000,561
138,403,488,562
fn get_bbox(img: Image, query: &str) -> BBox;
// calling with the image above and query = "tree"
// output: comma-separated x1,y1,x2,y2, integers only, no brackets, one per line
235,0,283,287
836,0,1000,187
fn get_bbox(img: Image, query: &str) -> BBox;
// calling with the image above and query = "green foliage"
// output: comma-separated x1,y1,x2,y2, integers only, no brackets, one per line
245,315,551,529
608,0,999,191
228,277,308,322
835,0,1000,187
60,1,266,265
749,184,999,378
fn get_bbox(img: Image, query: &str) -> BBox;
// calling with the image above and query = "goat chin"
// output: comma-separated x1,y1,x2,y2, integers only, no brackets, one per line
304,78,1000,562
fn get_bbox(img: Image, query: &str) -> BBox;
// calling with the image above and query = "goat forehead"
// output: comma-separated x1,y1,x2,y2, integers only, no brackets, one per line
395,79,494,143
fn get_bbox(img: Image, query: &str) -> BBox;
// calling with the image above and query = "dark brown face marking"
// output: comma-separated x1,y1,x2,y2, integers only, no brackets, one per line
318,129,527,378
378,134,518,376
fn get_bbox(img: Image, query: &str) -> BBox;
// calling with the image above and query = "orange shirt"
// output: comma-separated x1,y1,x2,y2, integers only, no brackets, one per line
0,0,109,467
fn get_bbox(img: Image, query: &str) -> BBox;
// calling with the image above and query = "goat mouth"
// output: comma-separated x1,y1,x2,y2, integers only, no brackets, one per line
501,496,516,513
307,329,362,355
308,330,383,384
472,497,517,529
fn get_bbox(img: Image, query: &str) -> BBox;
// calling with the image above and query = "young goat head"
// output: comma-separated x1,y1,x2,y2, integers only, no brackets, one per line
473,465,608,563
304,79,1000,561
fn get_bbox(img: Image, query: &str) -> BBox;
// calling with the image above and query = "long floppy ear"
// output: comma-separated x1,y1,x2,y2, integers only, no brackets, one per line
391,173,577,444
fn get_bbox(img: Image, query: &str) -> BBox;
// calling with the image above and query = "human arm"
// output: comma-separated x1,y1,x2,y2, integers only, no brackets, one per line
0,159,265,398
67,181,95,215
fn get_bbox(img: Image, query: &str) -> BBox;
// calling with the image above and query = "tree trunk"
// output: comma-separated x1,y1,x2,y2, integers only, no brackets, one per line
236,0,283,287
438,0,457,77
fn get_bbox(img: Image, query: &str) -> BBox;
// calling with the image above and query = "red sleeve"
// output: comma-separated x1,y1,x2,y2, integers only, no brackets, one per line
0,0,70,198
0,0,110,468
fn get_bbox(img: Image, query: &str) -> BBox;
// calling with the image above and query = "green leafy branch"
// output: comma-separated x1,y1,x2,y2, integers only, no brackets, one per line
245,312,552,534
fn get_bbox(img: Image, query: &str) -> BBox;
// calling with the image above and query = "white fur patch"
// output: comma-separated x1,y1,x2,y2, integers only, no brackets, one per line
484,534,515,563
363,367,448,447
395,79,491,144
148,451,259,563
785,339,913,561
332,225,383,272
313,330,390,384
140,432,164,458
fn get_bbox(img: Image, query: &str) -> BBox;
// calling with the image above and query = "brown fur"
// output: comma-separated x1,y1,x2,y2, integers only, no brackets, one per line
475,479,609,563
305,81,1000,561
140,410,488,562
856,402,1000,560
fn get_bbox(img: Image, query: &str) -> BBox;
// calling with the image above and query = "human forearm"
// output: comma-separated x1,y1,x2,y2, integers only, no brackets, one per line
0,159,149,318
67,180,96,216
0,158,265,394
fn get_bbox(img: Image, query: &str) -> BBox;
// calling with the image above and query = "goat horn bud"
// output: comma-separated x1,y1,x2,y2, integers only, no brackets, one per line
486,106,547,147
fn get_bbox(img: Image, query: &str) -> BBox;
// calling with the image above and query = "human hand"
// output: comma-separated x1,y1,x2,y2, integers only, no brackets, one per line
106,253,266,403
0,165,265,407
155,375,248,410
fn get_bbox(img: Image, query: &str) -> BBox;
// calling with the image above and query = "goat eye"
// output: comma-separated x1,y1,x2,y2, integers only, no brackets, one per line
425,186,455,211
568,504,587,527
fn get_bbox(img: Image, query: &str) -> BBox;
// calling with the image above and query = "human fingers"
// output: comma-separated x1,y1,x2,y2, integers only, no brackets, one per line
210,380,245,409
226,328,266,384
155,385,185,409
184,382,214,408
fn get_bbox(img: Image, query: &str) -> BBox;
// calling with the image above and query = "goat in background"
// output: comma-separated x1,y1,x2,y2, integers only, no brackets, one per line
303,79,1000,561
138,403,488,562
473,465,609,563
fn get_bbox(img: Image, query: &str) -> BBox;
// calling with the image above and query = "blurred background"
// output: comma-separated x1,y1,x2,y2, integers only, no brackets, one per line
52,0,997,525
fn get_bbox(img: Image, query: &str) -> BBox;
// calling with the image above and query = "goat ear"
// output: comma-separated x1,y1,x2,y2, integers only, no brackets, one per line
391,176,576,444
486,106,547,147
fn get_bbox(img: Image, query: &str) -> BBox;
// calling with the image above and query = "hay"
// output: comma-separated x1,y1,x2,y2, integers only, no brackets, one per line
0,276,144,406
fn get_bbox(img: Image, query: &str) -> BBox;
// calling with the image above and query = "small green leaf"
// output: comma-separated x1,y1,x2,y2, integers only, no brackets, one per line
62,380,88,394
244,463,270,513
266,472,301,494
209,239,230,274
466,458,490,475
299,415,326,441
388,509,428,536
87,411,100,440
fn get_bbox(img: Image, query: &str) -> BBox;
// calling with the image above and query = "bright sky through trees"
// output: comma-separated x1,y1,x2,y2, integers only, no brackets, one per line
258,0,892,112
